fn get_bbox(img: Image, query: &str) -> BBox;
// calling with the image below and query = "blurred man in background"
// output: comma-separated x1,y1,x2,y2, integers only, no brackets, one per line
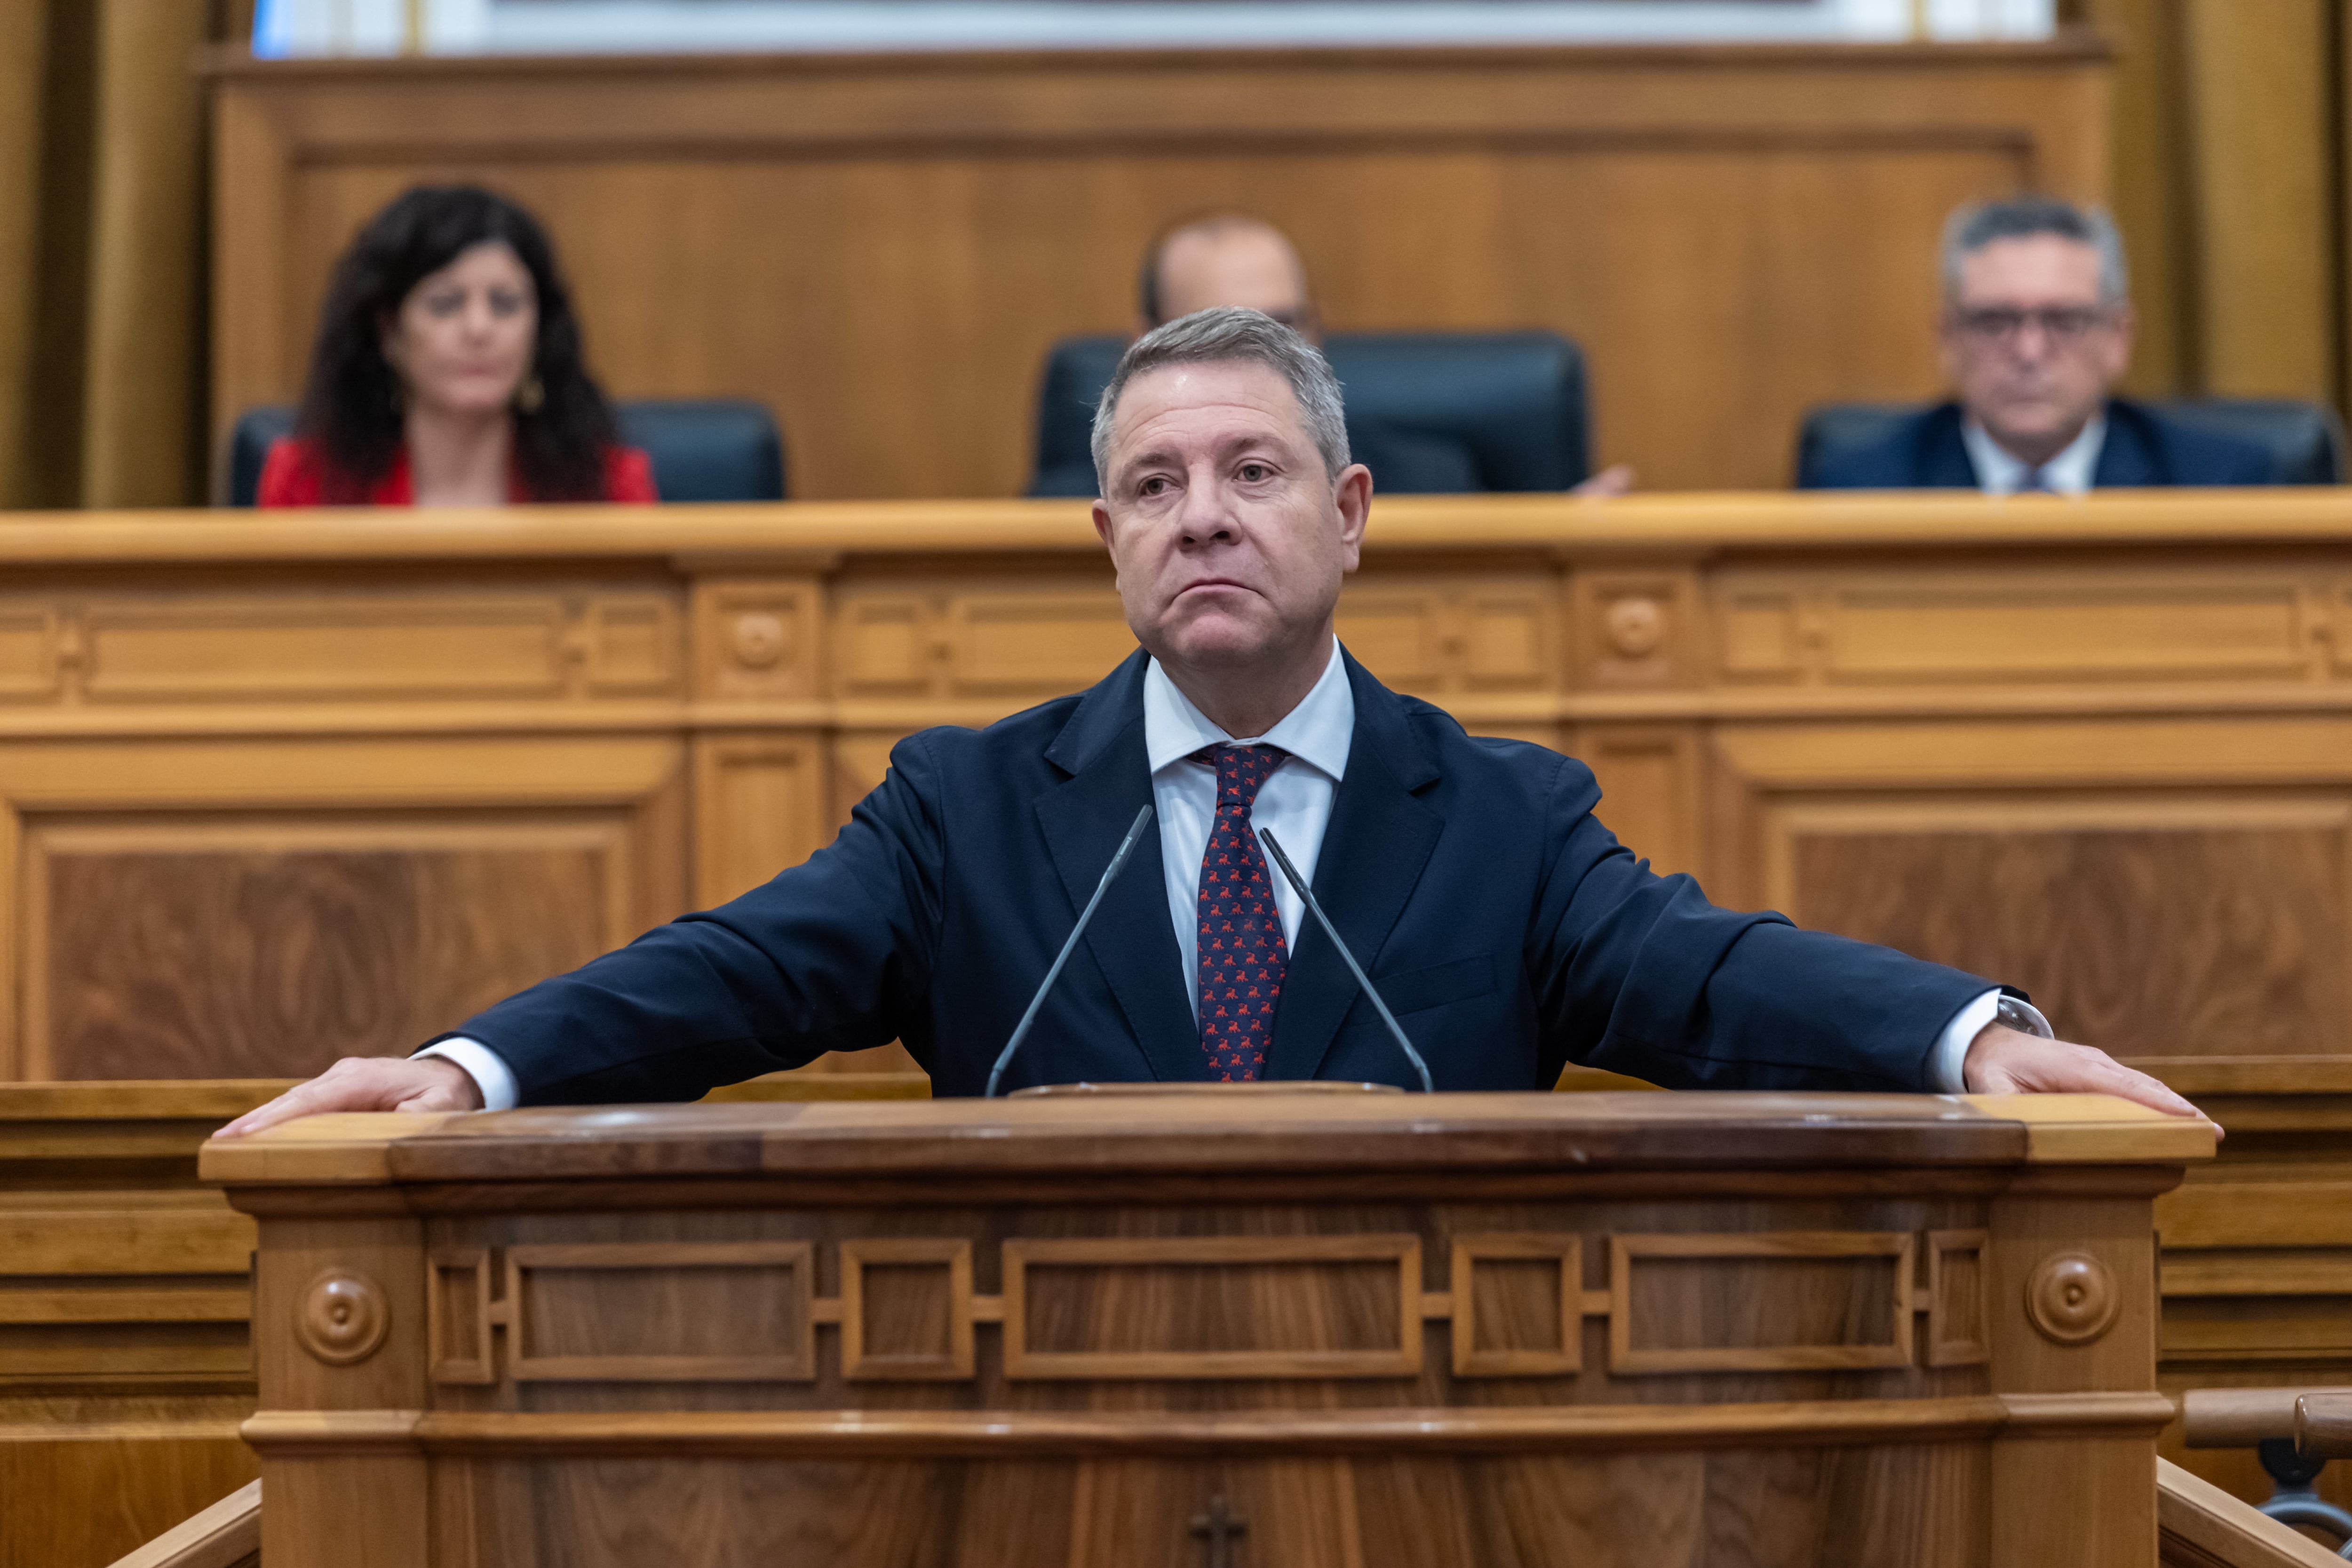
1804,196,2272,493
1124,214,1633,498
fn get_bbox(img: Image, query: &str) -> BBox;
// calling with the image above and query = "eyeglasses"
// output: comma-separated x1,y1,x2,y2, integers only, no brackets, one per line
1951,306,2114,346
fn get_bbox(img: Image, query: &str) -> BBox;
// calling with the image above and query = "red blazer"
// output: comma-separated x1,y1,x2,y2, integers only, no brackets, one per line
256,438,658,507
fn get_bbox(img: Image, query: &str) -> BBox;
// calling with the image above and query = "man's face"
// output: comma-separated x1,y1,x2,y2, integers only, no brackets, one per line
1939,235,2133,454
1151,229,1321,342
1091,359,1369,675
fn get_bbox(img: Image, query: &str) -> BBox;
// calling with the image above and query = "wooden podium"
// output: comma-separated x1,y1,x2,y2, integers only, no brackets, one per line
202,1089,2212,1567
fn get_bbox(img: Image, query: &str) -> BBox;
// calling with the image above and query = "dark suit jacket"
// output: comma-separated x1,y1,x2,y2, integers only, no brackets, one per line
445,653,1992,1103
1031,414,1482,498
1802,398,2275,490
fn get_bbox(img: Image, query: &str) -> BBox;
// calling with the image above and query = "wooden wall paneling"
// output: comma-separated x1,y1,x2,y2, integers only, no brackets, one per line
0,0,45,512
207,88,293,504
1709,708,2352,1063
691,735,829,908
1759,791,2352,1061
2180,0,2339,405
0,790,18,1082
205,44,2111,498
78,0,210,510
0,1429,259,1568
2078,0,2195,396
1572,725,1706,879
0,735,687,1081
0,1081,279,1568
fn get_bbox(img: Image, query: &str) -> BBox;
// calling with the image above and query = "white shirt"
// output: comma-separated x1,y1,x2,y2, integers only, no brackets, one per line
1963,413,2106,496
422,637,2013,1106
1145,639,1352,1018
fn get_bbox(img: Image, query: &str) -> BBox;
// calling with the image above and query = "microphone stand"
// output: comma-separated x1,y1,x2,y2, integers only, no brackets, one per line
984,803,1156,1098
1257,827,1435,1093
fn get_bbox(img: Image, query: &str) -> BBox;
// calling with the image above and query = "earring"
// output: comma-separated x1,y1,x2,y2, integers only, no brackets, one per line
515,375,544,415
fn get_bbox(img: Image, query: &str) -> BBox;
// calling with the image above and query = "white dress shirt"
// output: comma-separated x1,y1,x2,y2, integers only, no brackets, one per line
1963,413,2106,496
1145,639,1352,1018
421,636,2014,1106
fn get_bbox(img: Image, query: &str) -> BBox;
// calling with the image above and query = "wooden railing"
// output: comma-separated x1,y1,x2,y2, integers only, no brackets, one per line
2161,1462,2345,1568
106,1481,258,1568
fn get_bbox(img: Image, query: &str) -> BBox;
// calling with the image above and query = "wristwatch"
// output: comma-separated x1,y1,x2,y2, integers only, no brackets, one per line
1995,994,2054,1039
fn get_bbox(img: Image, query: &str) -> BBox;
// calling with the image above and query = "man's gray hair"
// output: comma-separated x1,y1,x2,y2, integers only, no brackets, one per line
1091,306,1351,492
1942,194,2130,304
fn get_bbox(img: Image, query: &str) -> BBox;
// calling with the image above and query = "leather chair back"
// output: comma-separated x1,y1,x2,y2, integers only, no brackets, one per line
224,398,788,504
1029,331,1592,496
1796,399,2344,487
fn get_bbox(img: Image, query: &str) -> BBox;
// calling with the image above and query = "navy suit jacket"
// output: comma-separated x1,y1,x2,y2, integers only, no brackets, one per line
1803,398,2274,490
448,652,1992,1102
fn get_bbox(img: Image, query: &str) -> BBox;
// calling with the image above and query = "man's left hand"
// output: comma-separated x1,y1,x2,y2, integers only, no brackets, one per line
1963,1023,2209,1124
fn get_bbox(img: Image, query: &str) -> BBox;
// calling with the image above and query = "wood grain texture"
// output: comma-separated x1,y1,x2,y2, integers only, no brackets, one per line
220,1092,2193,1566
103,1478,260,1568
31,826,621,1080
204,44,2106,499
4,488,2339,1452
0,1414,257,1568
2158,1458,2347,1568
1784,823,2344,1060
1609,1232,1914,1375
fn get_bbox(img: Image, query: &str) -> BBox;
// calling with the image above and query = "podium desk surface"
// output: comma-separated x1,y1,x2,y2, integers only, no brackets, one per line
200,1090,2214,1190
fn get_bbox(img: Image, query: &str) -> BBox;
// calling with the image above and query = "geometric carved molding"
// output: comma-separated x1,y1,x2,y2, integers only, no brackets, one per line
424,1227,2010,1388
841,1238,975,1382
506,1242,817,1383
428,1249,497,1385
1925,1229,1993,1367
1450,1234,1582,1377
1608,1232,1916,1376
1001,1234,1425,1382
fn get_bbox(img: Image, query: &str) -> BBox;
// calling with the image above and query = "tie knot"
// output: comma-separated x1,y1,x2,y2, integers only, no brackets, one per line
1202,743,1286,810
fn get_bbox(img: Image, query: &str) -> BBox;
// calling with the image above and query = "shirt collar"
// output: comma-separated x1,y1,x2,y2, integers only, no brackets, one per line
1143,638,1353,782
1962,410,2107,496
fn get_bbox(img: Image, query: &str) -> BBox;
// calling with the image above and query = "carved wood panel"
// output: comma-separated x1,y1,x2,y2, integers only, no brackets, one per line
1769,798,2352,1058
21,816,635,1079
1002,1235,1424,1382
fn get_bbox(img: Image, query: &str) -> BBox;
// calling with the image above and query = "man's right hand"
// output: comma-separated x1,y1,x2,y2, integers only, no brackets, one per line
215,1055,484,1139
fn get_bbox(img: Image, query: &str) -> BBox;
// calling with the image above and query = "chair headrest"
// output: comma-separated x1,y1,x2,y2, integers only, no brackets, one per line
1029,330,1591,496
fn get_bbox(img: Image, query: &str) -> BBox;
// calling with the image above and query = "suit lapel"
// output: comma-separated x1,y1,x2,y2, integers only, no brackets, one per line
1036,652,1204,1083
1920,405,1981,488
2092,401,2163,486
1265,657,1444,1082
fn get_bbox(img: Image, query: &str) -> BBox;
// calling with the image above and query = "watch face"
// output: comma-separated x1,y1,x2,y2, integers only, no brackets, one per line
1995,997,2048,1037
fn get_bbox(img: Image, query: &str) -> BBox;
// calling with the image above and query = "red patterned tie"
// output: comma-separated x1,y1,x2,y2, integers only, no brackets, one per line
1196,743,1288,1081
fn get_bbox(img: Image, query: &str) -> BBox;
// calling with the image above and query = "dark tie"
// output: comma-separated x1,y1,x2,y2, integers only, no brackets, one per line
1195,744,1288,1081
2018,466,2052,494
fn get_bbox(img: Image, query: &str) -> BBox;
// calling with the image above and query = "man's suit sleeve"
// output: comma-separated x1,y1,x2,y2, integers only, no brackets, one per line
1527,756,1990,1090
432,732,951,1105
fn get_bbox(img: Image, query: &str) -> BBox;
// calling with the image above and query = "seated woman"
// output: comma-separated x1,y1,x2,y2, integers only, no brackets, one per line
260,185,655,506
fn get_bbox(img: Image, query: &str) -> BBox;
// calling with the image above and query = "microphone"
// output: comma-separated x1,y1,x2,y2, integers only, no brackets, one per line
1256,827,1435,1093
984,803,1156,1098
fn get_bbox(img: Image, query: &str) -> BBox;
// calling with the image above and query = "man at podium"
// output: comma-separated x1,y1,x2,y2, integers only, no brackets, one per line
222,308,2197,1134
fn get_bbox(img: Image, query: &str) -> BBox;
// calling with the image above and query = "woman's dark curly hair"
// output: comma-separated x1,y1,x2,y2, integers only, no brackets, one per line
294,185,619,501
